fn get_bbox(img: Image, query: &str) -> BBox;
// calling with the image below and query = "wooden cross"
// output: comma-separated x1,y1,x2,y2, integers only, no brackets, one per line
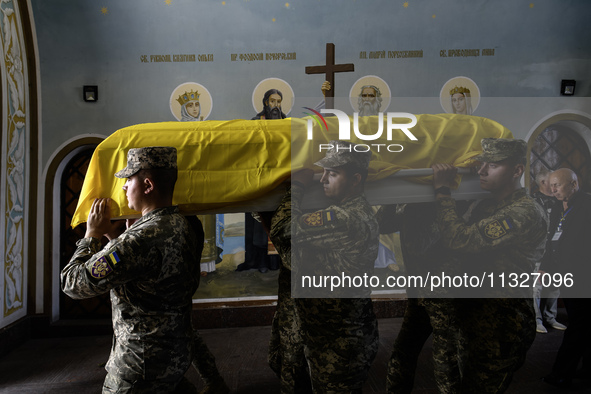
305,43,354,109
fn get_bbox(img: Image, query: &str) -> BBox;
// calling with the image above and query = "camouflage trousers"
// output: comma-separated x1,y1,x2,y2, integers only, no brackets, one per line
297,298,379,393
192,330,223,386
456,298,536,393
387,297,460,394
268,266,311,394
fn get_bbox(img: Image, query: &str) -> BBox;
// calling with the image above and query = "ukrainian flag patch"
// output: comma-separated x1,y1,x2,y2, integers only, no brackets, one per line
302,210,336,227
107,251,120,266
484,218,513,239
325,210,335,222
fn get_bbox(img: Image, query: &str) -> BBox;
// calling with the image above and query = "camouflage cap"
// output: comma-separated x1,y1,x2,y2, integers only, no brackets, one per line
114,147,177,178
473,138,527,163
314,140,372,169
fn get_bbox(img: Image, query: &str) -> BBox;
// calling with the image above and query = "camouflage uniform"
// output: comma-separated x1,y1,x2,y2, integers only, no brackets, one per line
62,147,202,393
271,141,380,393
435,139,547,392
267,186,311,394
62,207,201,392
379,203,461,393
268,265,311,394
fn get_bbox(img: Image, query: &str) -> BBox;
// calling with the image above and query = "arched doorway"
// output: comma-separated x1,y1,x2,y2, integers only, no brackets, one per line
56,144,111,319
528,113,591,194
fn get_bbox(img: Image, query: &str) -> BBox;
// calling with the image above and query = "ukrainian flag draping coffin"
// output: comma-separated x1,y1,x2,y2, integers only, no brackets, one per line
71,114,512,228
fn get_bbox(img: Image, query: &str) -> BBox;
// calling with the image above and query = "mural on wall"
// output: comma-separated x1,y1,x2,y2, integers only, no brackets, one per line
1,0,27,319
170,82,212,121
33,0,591,165
169,82,213,122
440,76,481,115
236,79,295,275
170,83,221,273
251,78,294,119
349,75,391,115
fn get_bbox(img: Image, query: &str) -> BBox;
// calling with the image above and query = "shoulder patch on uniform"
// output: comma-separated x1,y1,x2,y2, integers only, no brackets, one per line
106,251,121,266
484,219,513,239
302,210,336,227
90,256,114,279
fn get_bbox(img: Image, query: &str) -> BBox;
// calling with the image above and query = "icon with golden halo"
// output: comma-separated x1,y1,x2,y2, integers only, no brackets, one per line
349,75,391,115
440,77,480,115
170,82,213,121
251,78,294,119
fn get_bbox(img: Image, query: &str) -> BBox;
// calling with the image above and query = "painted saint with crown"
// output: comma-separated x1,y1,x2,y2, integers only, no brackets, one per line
450,86,472,115
177,89,202,121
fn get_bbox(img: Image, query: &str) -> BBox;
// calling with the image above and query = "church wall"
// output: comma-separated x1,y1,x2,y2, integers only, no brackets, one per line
29,0,591,167
0,0,32,331
22,1,591,321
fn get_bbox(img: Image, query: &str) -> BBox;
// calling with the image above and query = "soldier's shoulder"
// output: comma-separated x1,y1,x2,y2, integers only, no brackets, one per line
514,194,546,213
344,195,375,216
152,210,185,227
338,200,377,231
508,195,548,228
130,213,184,243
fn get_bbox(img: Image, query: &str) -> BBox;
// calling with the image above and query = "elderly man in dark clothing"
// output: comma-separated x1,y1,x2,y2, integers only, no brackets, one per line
543,168,591,388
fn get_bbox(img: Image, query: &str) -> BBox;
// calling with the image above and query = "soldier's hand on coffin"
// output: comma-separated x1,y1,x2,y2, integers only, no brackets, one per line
85,198,119,240
291,168,315,188
431,163,457,189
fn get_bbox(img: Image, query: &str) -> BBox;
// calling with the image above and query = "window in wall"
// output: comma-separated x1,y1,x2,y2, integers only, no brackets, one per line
529,127,590,193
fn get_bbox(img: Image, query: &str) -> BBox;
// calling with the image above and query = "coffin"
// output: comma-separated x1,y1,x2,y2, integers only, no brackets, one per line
71,114,512,228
